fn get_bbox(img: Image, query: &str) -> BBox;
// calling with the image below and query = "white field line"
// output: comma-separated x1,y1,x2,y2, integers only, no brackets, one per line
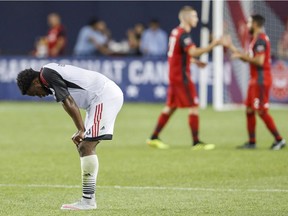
0,184,288,193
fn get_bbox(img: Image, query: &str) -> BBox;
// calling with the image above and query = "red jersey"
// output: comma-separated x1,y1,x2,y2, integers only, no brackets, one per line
167,27,195,84
46,25,66,56
248,32,272,85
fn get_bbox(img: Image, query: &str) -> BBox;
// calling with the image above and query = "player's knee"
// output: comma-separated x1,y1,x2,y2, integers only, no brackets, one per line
246,107,254,115
77,143,87,157
188,107,199,115
77,141,98,157
162,106,176,115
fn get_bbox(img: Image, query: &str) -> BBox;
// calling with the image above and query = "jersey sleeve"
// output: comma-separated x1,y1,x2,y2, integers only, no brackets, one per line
180,33,195,52
41,67,70,102
254,38,267,55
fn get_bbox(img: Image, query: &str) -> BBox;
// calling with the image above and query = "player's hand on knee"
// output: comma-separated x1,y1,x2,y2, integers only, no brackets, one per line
71,130,85,145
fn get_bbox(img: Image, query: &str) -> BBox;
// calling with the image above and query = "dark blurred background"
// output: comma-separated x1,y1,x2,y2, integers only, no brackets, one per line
0,1,204,55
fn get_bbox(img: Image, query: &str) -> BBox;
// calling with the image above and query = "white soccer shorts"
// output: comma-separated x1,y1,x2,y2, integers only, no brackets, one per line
83,81,123,141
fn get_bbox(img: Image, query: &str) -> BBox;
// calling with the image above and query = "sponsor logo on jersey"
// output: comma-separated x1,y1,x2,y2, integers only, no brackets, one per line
253,98,260,109
86,129,91,135
184,37,192,45
256,44,265,52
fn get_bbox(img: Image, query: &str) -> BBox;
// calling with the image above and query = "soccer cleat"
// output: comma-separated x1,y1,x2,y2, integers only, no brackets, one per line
270,139,286,150
237,142,256,149
191,141,215,150
60,197,97,210
146,139,170,149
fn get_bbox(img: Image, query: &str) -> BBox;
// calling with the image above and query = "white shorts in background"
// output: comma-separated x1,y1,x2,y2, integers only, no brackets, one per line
83,81,123,141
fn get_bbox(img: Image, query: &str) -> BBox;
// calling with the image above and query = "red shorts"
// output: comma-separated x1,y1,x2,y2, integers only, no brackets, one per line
166,82,199,108
246,84,270,110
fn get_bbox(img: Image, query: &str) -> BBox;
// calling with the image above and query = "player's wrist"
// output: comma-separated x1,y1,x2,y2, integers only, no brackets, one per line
78,128,85,133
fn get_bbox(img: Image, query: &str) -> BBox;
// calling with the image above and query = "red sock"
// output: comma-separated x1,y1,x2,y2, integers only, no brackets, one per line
246,112,256,143
259,111,282,141
189,114,199,144
151,113,170,139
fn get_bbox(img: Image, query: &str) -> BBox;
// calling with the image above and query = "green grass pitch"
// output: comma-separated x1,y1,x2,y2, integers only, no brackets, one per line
0,102,287,216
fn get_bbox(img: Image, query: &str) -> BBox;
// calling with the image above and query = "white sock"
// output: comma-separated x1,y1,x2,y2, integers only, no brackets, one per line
80,155,98,199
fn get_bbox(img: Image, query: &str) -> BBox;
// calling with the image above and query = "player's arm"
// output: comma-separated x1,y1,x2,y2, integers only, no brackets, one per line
41,67,84,144
190,58,207,68
222,34,239,53
232,52,265,67
62,96,85,144
231,38,266,67
226,42,239,54
188,39,220,57
62,96,84,132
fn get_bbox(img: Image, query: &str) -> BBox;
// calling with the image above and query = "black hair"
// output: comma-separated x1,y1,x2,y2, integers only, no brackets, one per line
251,14,265,27
88,17,99,26
150,18,159,24
16,68,39,95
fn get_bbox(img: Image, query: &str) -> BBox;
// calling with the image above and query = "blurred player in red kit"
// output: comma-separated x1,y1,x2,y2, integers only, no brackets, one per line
226,14,285,150
46,13,66,57
146,6,222,150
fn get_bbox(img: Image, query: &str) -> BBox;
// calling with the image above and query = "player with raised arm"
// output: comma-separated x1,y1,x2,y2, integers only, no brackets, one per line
225,14,285,150
16,63,123,210
146,6,222,150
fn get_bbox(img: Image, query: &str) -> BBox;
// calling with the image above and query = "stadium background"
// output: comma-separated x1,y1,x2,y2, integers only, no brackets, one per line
1,2,288,215
0,1,204,55
0,1,288,106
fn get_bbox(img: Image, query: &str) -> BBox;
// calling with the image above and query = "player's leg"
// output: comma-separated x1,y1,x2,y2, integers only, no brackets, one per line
147,83,178,149
237,85,257,149
61,82,123,210
183,82,214,150
237,107,257,149
257,109,281,139
256,84,285,150
257,109,285,150
246,107,256,144
188,106,200,145
78,141,99,199
150,106,176,139
186,82,200,145
189,107,215,150
147,106,176,149
247,107,257,145
75,84,123,206
61,141,99,210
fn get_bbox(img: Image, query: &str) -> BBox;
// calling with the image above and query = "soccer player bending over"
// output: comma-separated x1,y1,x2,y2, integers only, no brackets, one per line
17,63,123,210
147,6,223,150
225,14,285,150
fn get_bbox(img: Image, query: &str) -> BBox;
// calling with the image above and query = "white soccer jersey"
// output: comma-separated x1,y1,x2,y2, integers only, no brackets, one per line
40,63,112,109
40,62,123,141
